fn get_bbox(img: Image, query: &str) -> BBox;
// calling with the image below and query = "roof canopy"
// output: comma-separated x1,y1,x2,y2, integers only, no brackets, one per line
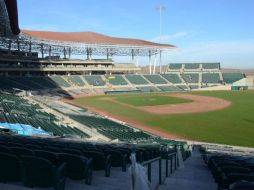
22,30,175,49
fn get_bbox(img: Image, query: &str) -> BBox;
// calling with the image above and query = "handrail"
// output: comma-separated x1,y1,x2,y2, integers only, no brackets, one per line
140,152,178,188
142,156,161,166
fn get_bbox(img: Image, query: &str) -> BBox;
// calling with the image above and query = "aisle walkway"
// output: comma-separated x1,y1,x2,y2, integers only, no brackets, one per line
160,148,217,190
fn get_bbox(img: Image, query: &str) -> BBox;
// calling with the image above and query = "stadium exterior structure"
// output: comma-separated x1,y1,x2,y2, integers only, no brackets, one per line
0,0,176,75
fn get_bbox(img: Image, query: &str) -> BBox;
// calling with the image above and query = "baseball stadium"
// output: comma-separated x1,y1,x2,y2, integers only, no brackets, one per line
0,0,254,190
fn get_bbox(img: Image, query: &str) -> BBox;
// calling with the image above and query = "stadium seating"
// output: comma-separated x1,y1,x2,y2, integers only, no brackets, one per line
22,156,66,189
202,145,254,190
202,73,221,83
168,63,182,70
32,77,60,89
202,63,220,70
69,114,152,143
124,75,149,85
143,74,168,84
49,76,71,88
181,73,199,83
108,75,128,85
83,75,106,86
222,73,245,84
184,63,200,70
161,74,182,83
0,93,90,138
176,85,189,90
65,75,86,87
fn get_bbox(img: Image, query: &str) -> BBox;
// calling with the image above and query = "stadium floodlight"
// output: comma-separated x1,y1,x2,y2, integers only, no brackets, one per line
156,5,166,42
156,5,166,73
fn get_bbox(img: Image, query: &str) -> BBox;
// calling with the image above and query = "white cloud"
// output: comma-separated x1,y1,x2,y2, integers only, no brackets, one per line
152,32,188,42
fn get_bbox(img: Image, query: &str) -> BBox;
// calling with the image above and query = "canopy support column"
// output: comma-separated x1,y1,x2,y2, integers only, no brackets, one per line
41,43,44,59
49,46,51,59
153,54,157,74
149,50,152,75
159,50,162,73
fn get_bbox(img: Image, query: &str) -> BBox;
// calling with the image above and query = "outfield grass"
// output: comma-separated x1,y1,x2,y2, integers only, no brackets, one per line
115,94,192,106
73,91,254,147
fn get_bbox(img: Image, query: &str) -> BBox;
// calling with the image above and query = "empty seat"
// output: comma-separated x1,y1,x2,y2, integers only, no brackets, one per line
105,150,127,172
11,147,34,157
21,156,66,190
0,145,12,154
58,153,93,185
83,151,111,177
0,152,22,182
34,150,59,166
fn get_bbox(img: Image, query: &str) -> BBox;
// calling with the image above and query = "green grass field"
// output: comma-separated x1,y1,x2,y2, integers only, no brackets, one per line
73,91,254,147
115,94,192,106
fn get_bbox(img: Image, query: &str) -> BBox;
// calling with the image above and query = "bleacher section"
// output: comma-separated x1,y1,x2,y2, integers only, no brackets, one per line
65,75,86,87
143,74,168,84
181,73,199,83
161,74,182,84
202,73,221,83
0,62,246,94
0,132,190,189
108,75,128,86
84,75,106,86
125,75,149,85
168,63,182,70
49,76,71,88
184,63,200,70
222,73,245,84
70,114,153,142
202,63,220,70
0,93,89,138
201,145,254,190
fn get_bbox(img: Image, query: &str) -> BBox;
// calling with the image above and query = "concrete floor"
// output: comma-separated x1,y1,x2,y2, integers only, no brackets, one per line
159,148,217,190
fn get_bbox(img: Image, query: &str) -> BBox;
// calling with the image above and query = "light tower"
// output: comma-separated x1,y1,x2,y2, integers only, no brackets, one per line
157,5,165,74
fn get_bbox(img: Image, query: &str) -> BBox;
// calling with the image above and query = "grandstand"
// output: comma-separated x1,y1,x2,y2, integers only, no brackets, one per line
0,0,252,190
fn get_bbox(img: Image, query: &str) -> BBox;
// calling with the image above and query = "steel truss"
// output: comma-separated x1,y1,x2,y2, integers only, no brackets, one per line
0,32,174,58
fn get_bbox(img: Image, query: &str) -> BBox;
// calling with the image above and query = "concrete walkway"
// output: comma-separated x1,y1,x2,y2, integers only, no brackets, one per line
159,148,217,190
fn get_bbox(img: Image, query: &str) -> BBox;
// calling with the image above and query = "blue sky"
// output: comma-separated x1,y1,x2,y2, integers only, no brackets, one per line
18,0,254,68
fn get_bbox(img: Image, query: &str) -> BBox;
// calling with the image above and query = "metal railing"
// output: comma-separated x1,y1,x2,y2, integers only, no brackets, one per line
141,152,178,189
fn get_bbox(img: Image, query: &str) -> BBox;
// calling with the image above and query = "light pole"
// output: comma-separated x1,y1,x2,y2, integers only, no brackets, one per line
157,5,165,73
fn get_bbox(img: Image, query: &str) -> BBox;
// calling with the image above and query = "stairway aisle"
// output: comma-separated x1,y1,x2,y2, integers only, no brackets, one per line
159,147,217,190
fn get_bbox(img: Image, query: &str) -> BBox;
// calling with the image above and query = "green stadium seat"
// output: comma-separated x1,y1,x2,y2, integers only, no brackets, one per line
108,75,128,85
125,75,149,85
58,153,93,184
181,73,199,83
202,73,220,83
83,75,106,86
143,74,168,84
222,73,245,83
168,64,182,70
184,63,200,70
161,74,182,83
202,63,220,70
21,156,66,190
0,152,22,182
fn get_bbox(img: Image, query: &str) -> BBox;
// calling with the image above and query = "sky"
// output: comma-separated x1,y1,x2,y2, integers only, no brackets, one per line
18,0,254,68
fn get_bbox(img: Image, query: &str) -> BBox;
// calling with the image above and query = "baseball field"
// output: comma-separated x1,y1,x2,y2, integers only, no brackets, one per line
72,90,254,147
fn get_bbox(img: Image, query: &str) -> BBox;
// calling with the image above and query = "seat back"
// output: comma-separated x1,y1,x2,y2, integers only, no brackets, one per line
34,150,59,165
0,145,12,154
0,152,22,182
21,156,55,187
83,151,105,170
11,147,34,157
58,153,88,180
